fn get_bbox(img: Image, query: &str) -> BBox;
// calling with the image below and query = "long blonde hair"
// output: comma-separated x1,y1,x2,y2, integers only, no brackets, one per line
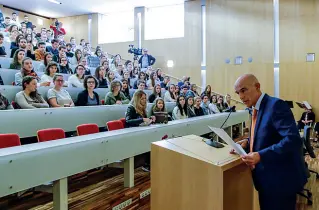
131,90,147,117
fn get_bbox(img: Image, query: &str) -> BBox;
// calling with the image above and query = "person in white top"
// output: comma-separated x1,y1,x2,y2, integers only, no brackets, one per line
40,62,58,87
146,72,161,90
47,74,74,107
68,64,85,88
164,84,177,102
172,95,188,120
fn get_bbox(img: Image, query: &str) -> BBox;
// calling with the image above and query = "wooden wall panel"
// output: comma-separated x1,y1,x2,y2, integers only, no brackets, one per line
59,15,89,44
280,0,319,118
0,5,51,29
206,0,274,103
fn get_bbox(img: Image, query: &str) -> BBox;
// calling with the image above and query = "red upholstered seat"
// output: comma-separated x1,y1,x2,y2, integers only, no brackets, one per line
119,118,126,128
77,123,99,136
37,128,65,142
0,134,21,149
107,120,124,131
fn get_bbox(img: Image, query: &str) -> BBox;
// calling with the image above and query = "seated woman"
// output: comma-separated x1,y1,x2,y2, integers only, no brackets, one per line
106,71,115,86
194,96,205,116
298,108,315,130
186,84,200,98
224,94,231,108
133,72,147,89
186,96,196,118
216,95,227,112
15,57,50,87
105,80,130,105
146,72,161,90
201,85,212,98
15,76,49,109
200,95,212,115
0,92,13,110
148,84,162,103
94,65,108,88
59,57,73,74
40,62,60,87
149,97,166,117
38,52,53,72
68,65,85,88
125,90,155,172
209,99,220,114
47,74,74,108
75,75,100,106
164,84,177,102
172,95,188,120
121,79,131,101
9,49,25,70
125,90,154,127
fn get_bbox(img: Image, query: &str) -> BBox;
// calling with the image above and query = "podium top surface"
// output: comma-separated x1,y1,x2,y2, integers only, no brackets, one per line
152,135,242,170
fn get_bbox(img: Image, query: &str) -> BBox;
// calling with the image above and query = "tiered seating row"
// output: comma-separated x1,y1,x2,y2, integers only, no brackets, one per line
0,102,176,138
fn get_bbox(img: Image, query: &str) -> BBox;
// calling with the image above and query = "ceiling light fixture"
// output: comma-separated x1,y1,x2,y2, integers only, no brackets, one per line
48,0,62,5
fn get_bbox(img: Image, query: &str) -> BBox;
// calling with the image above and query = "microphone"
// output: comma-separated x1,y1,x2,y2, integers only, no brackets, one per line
223,105,236,113
205,110,234,148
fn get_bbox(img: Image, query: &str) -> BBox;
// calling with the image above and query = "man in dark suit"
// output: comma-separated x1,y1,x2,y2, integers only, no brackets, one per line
234,74,307,210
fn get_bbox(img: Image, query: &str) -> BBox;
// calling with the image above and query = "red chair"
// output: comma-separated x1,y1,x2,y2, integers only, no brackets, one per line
119,118,126,128
37,128,65,142
101,99,105,105
0,134,21,148
107,120,124,131
77,124,99,136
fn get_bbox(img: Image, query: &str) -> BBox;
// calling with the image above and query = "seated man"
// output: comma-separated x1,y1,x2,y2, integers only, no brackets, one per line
297,108,315,130
34,42,46,61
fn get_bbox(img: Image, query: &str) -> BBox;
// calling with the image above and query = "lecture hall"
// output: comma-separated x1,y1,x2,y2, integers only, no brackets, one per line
0,0,317,209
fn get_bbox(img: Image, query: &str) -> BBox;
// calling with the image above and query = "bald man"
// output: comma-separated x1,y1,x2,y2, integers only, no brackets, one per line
234,74,307,210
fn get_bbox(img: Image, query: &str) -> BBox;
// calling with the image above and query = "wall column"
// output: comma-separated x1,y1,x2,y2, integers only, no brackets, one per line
134,7,145,49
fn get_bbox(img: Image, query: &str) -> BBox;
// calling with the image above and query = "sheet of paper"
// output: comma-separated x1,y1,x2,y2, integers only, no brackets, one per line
208,126,247,156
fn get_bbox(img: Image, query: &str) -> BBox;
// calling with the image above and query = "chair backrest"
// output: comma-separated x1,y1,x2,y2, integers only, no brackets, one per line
119,118,126,128
107,120,124,131
37,128,66,142
77,123,99,136
0,133,21,148
303,126,316,158
11,101,20,109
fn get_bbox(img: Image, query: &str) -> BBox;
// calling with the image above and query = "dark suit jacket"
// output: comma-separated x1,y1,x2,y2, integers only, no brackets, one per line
75,90,99,106
249,94,307,196
138,54,156,67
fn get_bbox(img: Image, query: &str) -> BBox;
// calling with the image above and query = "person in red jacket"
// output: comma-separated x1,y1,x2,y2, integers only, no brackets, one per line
50,19,66,38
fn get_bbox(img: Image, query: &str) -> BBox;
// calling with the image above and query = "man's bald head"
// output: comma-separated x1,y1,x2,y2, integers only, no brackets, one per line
234,74,262,108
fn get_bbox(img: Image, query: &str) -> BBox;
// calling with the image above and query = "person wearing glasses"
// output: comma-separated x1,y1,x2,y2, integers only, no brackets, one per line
104,80,129,105
47,74,74,107
59,57,73,74
75,75,100,106
68,65,85,88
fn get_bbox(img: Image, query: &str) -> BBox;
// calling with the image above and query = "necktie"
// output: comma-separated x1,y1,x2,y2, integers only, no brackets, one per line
250,109,258,152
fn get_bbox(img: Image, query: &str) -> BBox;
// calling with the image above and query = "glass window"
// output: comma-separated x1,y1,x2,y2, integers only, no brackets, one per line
98,11,134,44
145,4,184,40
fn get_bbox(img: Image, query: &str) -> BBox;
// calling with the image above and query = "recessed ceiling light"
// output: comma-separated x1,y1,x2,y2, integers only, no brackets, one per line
48,0,62,5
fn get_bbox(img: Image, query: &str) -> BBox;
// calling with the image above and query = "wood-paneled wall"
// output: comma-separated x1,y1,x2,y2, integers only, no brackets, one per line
206,0,274,103
280,0,319,118
0,5,51,29
58,15,89,44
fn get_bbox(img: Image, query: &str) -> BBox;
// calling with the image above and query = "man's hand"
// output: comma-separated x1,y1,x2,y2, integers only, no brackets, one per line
241,152,261,167
230,139,248,154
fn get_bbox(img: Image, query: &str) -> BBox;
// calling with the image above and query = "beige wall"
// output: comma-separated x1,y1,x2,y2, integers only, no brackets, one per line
58,15,89,44
206,0,274,104
279,0,319,118
0,4,51,29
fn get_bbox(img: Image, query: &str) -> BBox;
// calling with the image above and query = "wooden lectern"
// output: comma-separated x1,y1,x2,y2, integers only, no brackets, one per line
151,135,256,210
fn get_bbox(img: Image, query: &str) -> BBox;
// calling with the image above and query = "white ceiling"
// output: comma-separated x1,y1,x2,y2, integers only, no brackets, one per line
0,0,186,18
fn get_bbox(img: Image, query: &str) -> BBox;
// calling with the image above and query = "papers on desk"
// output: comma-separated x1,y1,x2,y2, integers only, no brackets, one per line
208,126,247,156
